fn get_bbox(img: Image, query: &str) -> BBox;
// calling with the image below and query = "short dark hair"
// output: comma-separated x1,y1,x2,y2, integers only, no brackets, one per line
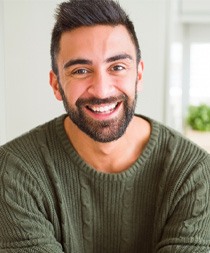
50,0,141,75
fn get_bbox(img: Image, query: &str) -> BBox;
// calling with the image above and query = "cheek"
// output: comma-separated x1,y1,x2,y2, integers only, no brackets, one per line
116,76,137,96
64,84,87,105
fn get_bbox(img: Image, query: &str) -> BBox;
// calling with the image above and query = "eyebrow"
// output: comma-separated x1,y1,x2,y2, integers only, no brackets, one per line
63,53,133,69
63,59,92,69
105,53,133,63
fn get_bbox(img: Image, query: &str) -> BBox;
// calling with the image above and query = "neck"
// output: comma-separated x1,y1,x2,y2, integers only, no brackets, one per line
64,115,151,173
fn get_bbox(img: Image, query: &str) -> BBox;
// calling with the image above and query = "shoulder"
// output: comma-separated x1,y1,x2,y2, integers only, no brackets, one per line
136,114,210,174
136,115,210,208
0,115,66,172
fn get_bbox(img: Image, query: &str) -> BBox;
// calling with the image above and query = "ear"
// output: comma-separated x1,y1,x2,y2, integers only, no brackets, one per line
136,60,144,92
49,70,62,101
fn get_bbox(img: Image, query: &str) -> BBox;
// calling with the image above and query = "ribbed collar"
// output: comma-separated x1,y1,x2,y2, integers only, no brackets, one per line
55,114,160,181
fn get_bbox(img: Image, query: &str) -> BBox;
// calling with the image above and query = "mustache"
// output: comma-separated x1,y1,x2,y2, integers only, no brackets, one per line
76,94,127,107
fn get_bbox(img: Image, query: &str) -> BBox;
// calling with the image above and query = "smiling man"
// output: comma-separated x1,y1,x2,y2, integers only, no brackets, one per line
51,25,142,145
0,0,210,252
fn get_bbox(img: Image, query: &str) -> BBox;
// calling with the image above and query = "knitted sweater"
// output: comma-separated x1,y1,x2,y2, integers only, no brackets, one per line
0,114,210,253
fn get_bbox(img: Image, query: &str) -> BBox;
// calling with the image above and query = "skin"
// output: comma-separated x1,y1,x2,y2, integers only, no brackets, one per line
50,24,151,173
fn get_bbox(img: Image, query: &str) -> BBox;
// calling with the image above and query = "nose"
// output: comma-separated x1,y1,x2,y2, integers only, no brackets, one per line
87,71,115,98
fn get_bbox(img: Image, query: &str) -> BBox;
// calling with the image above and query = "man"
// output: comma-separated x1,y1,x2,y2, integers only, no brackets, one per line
0,0,210,252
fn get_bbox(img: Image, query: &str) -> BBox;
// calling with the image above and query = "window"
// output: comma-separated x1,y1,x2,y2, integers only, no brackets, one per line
189,43,210,106
168,24,210,132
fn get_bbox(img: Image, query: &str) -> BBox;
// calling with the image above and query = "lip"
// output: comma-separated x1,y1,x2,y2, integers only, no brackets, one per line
87,102,118,113
84,101,122,120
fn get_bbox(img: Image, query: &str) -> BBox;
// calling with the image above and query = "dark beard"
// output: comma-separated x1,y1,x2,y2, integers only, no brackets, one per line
59,84,137,143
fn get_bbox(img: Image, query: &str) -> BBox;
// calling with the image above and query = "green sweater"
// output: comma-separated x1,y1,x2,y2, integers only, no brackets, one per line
0,114,210,253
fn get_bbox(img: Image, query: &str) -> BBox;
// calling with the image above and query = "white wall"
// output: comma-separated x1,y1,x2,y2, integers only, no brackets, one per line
2,0,64,144
120,0,170,123
0,0,6,144
0,0,171,144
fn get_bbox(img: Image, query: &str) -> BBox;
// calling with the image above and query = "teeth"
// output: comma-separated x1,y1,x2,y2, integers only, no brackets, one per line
90,103,117,113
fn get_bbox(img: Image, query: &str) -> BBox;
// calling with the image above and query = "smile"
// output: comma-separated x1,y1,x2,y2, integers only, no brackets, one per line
87,102,118,113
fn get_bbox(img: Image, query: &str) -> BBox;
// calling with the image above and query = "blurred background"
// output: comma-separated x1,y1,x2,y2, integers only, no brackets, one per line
0,0,210,152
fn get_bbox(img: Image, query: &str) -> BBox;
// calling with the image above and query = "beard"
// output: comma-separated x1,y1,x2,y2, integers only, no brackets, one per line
59,84,137,143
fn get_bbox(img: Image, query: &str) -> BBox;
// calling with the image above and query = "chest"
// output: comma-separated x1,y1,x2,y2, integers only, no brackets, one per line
56,172,158,253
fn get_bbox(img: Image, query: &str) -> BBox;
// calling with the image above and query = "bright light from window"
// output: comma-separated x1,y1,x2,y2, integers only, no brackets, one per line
190,43,210,105
168,43,183,131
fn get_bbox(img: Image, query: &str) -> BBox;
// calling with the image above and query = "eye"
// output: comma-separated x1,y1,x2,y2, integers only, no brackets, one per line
111,65,126,72
72,68,89,75
70,68,92,79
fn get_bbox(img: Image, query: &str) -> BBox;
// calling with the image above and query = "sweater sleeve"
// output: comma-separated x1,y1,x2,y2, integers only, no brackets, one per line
156,155,210,253
0,148,64,253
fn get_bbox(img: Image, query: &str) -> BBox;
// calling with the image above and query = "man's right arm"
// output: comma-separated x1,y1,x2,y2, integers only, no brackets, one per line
0,148,64,253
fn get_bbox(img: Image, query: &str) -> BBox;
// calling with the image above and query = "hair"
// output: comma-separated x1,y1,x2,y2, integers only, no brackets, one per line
50,0,141,75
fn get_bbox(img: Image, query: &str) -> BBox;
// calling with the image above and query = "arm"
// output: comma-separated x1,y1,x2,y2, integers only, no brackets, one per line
0,149,64,253
156,155,210,252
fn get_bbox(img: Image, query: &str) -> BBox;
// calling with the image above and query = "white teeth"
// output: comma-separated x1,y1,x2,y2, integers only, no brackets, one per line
90,103,117,113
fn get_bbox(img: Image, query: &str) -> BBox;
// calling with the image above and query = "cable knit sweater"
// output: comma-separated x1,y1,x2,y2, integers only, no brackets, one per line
0,114,210,253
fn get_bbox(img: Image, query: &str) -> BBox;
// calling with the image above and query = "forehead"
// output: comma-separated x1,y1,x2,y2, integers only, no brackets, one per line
58,25,136,62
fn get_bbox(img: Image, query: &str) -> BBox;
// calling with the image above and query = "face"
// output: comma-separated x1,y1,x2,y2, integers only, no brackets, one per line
50,25,144,143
